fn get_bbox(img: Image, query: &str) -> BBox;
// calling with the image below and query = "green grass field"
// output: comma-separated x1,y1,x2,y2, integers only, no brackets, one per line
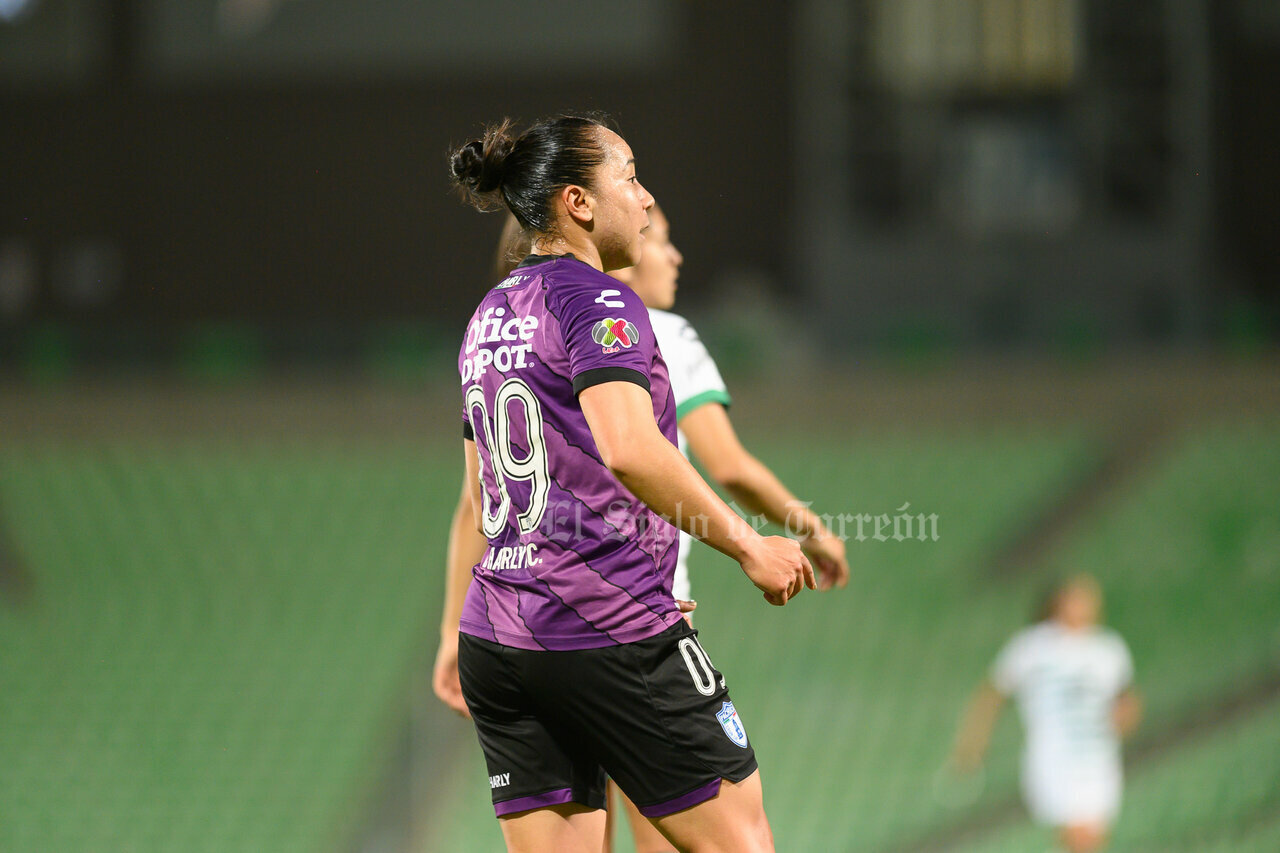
1,415,1277,852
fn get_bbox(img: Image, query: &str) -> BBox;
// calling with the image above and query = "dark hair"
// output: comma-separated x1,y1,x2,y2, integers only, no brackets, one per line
449,115,610,235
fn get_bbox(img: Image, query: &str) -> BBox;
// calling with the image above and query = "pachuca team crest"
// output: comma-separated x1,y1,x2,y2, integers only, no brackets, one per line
716,701,749,748
592,318,640,352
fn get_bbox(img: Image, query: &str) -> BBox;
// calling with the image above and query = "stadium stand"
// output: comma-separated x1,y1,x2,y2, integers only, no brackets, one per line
0,442,456,852
2,412,1276,852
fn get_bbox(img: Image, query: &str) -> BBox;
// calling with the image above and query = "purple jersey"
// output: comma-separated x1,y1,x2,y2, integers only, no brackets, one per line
458,254,682,651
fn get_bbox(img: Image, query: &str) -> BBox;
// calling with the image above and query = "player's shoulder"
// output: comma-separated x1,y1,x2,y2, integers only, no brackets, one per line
541,257,642,315
647,307,686,330
1091,626,1130,657
538,255,617,294
647,308,708,346
645,307,685,341
1007,621,1056,653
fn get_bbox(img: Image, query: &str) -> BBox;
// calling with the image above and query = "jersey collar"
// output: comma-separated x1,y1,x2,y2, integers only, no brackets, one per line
515,253,578,269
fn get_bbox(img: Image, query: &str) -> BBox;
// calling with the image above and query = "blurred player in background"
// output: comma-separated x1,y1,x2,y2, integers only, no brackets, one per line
950,575,1142,853
443,114,815,853
472,205,851,852
610,205,849,601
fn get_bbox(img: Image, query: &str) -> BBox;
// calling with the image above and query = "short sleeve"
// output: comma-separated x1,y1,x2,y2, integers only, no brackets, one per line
558,284,657,395
990,632,1030,695
459,330,475,439
651,311,732,419
1110,634,1134,693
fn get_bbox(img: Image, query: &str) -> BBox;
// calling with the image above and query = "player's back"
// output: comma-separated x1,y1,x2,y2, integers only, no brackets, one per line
458,255,682,652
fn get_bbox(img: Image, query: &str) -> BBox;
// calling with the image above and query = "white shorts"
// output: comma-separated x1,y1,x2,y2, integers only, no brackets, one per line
1021,753,1122,827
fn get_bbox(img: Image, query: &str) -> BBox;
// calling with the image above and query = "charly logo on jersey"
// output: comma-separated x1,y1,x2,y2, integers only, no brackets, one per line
716,701,749,748
480,543,541,572
595,289,626,308
494,274,532,290
591,318,640,353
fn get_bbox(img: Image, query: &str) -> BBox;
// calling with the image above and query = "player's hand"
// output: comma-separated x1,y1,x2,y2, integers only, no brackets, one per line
740,535,816,606
676,598,697,627
432,637,471,719
802,531,849,591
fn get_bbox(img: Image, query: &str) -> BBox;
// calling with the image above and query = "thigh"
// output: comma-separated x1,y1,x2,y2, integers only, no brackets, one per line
612,779,678,853
459,633,608,817
648,770,773,853
499,802,608,853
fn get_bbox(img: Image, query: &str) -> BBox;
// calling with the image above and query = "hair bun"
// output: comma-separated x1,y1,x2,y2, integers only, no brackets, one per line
450,140,495,191
449,120,516,205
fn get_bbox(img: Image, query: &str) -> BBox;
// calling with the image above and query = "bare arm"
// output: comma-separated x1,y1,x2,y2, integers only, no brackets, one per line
440,470,487,642
1112,687,1143,738
579,381,814,605
431,444,491,718
951,679,1007,772
464,437,484,535
681,402,849,590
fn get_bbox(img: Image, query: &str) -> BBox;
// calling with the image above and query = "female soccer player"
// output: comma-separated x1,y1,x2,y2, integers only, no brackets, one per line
444,114,814,853
468,204,852,852
949,575,1142,853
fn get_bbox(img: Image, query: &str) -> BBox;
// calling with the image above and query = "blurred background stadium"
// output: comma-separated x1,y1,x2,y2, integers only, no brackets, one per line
1,1,1278,851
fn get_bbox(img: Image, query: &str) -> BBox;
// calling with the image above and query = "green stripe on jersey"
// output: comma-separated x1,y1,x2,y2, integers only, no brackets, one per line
676,389,732,421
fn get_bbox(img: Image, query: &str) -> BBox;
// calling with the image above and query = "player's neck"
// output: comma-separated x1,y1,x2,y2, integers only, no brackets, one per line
531,232,603,273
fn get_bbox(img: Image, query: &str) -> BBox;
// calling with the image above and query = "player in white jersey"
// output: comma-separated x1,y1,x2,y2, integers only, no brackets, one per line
609,206,850,605
606,207,849,851
950,575,1142,853
643,309,722,603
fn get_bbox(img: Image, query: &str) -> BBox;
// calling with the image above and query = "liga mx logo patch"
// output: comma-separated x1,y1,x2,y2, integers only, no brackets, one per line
716,701,749,748
591,318,639,353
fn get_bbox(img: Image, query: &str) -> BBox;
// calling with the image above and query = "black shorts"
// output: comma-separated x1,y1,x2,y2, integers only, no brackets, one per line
458,620,758,819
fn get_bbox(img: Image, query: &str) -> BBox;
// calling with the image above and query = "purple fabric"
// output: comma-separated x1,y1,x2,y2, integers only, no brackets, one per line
493,787,576,817
458,256,681,651
638,778,724,818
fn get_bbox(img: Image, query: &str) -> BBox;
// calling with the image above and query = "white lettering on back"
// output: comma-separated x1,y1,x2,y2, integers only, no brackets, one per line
462,310,540,384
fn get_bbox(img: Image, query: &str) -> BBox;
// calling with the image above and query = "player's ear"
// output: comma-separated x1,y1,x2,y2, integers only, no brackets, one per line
561,184,594,226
